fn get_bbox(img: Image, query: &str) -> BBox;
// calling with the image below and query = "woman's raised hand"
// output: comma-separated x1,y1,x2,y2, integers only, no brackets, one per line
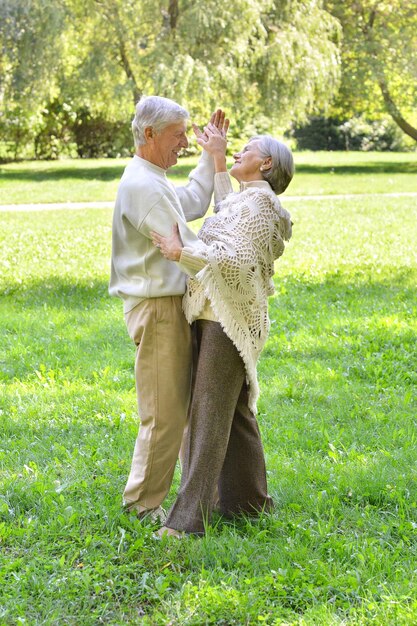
193,109,229,172
193,108,229,152
193,122,228,156
210,109,230,138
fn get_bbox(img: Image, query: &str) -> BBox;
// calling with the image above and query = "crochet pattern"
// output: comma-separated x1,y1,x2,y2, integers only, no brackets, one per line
183,187,292,413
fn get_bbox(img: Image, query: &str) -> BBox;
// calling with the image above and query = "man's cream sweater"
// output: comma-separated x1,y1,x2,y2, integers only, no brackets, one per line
109,151,215,312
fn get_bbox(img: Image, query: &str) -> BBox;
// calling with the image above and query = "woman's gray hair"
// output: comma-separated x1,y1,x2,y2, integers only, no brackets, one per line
251,135,294,194
132,96,189,147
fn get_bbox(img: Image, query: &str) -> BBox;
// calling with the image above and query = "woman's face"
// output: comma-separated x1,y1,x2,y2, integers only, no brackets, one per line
230,139,265,182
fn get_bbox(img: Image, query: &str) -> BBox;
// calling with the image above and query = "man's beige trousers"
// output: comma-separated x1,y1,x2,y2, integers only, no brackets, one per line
123,296,192,512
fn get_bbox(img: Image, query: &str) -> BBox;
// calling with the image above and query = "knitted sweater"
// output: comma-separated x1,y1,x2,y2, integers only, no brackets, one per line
109,151,215,312
180,175,292,413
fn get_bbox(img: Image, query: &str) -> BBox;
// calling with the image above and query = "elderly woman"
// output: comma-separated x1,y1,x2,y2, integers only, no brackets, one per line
152,124,294,536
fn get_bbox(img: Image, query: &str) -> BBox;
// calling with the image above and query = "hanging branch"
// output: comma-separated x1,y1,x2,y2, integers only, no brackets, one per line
363,3,417,141
94,0,142,106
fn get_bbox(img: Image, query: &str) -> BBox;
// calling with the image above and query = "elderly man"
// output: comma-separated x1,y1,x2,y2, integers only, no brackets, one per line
109,96,225,521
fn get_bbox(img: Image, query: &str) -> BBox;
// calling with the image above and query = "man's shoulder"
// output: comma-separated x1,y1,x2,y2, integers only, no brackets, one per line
116,168,173,214
122,159,171,189
119,161,166,199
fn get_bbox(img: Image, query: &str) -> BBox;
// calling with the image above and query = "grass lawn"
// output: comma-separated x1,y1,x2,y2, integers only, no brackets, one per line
1,154,417,624
0,150,416,204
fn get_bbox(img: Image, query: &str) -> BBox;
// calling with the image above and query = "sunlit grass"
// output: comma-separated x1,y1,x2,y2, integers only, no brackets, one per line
1,166,417,623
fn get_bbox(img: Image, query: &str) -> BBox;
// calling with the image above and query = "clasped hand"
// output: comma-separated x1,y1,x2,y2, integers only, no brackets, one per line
193,108,229,156
151,223,184,262
151,109,229,258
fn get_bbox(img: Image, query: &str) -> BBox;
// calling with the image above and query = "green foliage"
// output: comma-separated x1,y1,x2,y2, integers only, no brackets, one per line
150,0,341,128
338,117,414,151
325,0,417,138
1,0,341,160
253,0,341,125
72,107,133,158
1,0,415,159
34,99,77,160
0,0,67,105
0,104,37,161
1,155,417,623
0,0,69,159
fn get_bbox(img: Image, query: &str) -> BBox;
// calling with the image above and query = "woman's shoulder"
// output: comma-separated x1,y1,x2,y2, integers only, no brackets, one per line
241,187,283,212
242,185,278,201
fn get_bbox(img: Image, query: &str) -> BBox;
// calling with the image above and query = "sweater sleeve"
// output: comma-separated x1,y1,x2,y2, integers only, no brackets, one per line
213,172,234,213
139,193,209,277
139,194,200,244
178,247,208,276
175,150,215,222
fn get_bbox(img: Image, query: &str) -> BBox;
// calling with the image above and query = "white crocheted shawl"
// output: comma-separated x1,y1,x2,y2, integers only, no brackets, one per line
183,186,292,413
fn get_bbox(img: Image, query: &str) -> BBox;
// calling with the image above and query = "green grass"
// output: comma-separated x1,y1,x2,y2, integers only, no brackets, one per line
0,151,416,204
1,156,417,624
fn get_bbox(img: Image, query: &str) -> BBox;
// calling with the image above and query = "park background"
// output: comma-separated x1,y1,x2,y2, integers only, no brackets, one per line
1,1,417,625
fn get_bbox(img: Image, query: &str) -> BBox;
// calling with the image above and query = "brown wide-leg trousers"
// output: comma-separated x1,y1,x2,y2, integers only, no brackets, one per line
165,319,273,534
123,296,192,512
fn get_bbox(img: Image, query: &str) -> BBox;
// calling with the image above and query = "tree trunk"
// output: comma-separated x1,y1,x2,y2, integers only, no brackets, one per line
118,40,142,106
168,0,179,31
361,6,417,142
378,77,417,141
95,0,142,106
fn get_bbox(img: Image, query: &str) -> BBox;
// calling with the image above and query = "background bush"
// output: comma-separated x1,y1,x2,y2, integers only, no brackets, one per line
289,115,413,152
72,108,133,159
0,108,414,164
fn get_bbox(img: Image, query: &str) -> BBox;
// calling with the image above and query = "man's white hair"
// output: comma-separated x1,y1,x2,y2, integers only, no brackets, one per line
132,96,189,147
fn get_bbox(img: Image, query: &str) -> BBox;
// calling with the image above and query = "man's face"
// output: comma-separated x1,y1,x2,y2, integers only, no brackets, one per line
148,121,189,170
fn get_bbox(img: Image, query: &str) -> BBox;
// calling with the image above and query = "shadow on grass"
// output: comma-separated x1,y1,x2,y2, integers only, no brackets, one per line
1,268,415,319
0,165,126,183
2,160,417,185
294,162,417,175
1,278,111,307
0,162,195,183
2,264,415,305
293,162,417,175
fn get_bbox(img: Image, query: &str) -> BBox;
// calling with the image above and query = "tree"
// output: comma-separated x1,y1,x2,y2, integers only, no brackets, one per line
325,0,417,141
1,0,343,158
0,0,68,157
0,0,67,103
252,0,341,128
68,0,341,129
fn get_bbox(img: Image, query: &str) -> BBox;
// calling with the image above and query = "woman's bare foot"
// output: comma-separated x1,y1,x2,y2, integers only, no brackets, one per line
156,526,184,539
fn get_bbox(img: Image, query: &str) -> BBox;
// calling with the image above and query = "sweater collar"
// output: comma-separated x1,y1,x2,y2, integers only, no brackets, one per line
133,154,166,175
239,180,272,192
